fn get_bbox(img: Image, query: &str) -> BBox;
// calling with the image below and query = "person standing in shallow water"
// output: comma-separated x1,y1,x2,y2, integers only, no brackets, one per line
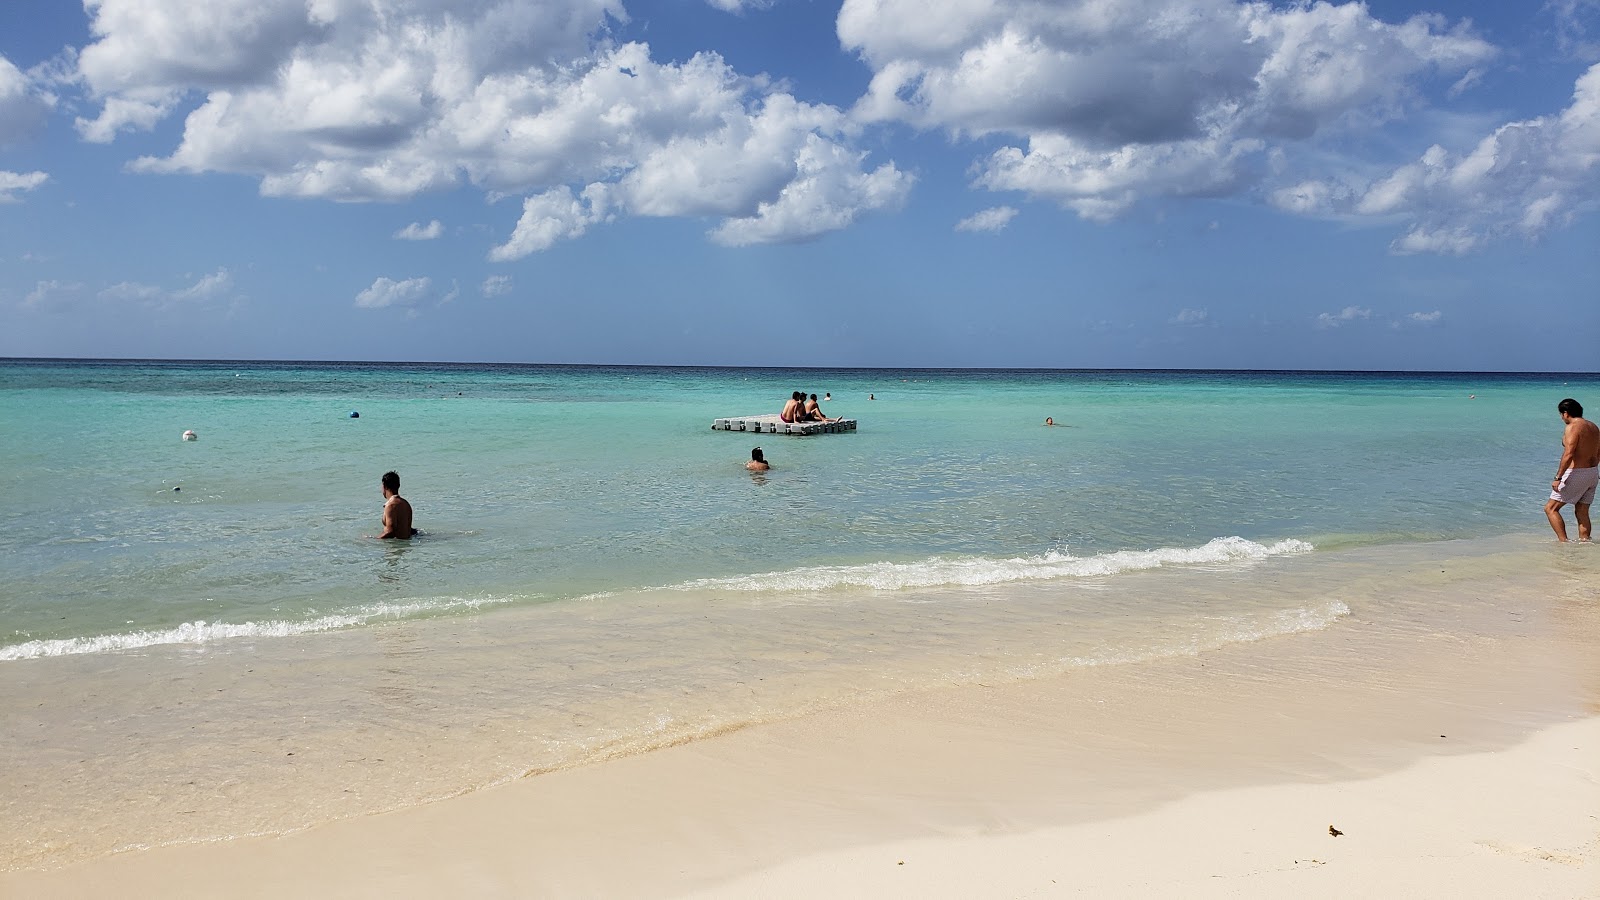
379,470,418,539
1546,398,1599,542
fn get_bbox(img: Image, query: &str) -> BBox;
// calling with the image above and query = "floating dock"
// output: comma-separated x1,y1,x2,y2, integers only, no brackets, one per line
712,415,857,435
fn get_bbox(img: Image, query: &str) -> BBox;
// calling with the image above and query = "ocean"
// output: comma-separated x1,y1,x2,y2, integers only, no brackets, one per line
3,359,1597,867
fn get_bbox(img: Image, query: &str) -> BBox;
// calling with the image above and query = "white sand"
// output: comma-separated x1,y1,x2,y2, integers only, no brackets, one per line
691,716,1600,899
5,582,1597,900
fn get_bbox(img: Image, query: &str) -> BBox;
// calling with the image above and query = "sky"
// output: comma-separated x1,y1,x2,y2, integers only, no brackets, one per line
0,0,1597,370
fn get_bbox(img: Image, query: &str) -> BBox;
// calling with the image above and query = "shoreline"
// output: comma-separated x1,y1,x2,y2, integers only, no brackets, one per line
5,537,1597,898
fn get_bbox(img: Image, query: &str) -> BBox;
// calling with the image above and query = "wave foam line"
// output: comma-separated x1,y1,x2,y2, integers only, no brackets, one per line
0,595,514,662
673,536,1314,594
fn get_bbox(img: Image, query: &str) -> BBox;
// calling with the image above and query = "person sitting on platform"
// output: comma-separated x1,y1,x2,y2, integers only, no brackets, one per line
803,393,834,422
780,391,804,423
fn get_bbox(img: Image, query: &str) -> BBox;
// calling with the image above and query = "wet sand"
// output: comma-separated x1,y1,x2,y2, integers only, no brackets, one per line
4,539,1598,898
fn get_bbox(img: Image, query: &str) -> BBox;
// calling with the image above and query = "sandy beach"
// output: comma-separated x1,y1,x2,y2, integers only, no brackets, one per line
5,539,1597,899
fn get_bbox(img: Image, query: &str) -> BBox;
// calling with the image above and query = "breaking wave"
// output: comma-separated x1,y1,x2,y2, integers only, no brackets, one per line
670,536,1313,594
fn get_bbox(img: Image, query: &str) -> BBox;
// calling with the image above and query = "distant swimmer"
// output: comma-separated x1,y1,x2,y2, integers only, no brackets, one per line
1044,417,1055,426
869,393,875,400
747,447,770,472
378,470,418,539
1546,398,1599,542
182,429,198,441
823,393,832,402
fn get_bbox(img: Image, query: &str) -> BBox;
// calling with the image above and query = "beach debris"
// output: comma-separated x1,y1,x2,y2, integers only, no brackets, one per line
1329,825,1343,837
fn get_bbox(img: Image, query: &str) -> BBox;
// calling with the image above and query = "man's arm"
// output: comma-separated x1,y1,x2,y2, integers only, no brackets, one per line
1555,423,1580,484
378,500,398,539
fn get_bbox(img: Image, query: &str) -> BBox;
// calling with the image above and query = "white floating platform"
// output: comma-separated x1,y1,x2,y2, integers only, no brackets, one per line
712,415,857,435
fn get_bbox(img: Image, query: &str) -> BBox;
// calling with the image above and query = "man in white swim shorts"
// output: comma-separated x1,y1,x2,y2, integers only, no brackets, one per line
1545,398,1600,542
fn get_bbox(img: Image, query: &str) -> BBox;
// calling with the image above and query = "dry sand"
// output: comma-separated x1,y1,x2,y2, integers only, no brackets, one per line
6,564,1598,900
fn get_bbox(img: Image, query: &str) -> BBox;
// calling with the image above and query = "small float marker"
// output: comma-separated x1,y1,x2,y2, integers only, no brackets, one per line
349,411,360,418
181,430,198,441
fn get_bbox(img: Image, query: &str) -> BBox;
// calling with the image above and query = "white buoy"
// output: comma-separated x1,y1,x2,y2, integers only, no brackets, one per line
182,430,198,441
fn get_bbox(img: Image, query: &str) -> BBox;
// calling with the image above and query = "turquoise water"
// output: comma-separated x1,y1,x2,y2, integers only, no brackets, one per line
0,360,1592,657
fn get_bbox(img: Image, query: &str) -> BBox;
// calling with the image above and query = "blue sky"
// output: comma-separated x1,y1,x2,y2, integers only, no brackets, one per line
1,0,1596,370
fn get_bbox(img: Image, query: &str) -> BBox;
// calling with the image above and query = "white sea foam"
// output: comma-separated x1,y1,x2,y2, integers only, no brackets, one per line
0,595,514,662
670,536,1314,594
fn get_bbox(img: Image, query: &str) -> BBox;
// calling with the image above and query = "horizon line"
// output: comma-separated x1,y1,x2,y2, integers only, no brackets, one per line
2,356,1597,378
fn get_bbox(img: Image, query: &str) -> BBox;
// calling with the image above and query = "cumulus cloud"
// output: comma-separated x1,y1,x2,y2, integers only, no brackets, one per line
1171,308,1209,325
955,206,1018,232
1273,61,1600,253
0,55,52,144
1316,305,1372,328
491,185,612,260
73,1,905,249
841,0,1496,224
355,276,432,309
99,268,240,309
1405,310,1443,324
481,274,513,297
0,170,48,202
394,220,443,241
708,137,912,246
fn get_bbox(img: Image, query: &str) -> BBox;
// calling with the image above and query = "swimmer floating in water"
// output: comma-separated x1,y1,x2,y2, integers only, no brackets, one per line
747,447,770,471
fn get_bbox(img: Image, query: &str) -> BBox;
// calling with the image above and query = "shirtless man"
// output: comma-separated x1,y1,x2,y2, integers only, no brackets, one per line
1546,398,1599,542
803,393,833,422
746,447,770,471
780,391,804,423
379,470,418,539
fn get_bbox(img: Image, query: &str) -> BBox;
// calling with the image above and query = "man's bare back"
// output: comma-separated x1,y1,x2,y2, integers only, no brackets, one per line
378,470,417,539
1563,417,1600,469
381,495,415,539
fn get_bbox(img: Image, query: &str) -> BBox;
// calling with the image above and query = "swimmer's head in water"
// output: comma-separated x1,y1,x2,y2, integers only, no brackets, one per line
751,447,765,463
382,471,400,494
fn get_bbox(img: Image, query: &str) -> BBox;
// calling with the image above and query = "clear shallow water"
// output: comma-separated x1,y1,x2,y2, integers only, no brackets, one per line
4,360,1600,869
0,360,1592,656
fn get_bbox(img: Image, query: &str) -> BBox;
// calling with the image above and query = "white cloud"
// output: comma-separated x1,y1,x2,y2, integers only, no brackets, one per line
705,0,772,11
1316,306,1372,328
1171,308,1209,325
1549,0,1600,60
708,137,912,246
840,0,1495,222
955,206,1017,232
0,170,48,202
1406,310,1443,324
491,184,612,260
0,55,52,145
22,280,84,309
394,220,443,241
481,274,513,297
99,268,239,309
355,276,432,309
1265,61,1600,253
75,2,906,248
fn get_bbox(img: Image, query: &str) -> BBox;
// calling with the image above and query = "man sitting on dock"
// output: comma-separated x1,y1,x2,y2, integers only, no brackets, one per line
803,393,835,422
781,391,804,423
